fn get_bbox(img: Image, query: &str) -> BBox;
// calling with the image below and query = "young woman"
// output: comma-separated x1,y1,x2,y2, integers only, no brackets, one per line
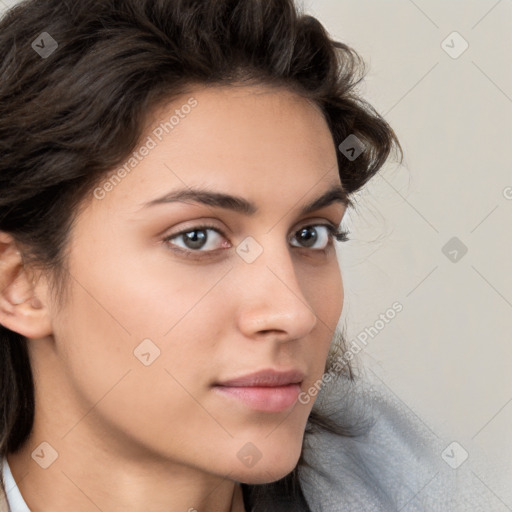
0,0,485,510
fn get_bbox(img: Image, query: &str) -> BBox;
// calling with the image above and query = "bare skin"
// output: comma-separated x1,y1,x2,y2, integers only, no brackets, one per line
0,84,347,511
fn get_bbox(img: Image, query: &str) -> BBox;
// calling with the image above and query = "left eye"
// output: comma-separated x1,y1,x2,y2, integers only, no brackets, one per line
164,224,339,254
289,225,335,250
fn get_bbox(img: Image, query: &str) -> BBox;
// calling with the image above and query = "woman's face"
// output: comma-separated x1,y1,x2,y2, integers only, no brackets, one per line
36,84,347,484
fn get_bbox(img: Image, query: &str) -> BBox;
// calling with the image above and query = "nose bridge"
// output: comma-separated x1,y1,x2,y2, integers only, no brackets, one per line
234,234,317,337
238,233,301,294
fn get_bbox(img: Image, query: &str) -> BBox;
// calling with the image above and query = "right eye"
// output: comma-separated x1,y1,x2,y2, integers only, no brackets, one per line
163,224,231,253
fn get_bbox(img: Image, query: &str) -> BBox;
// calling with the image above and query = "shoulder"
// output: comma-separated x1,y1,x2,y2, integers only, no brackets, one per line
0,458,10,512
0,470,9,512
298,372,486,511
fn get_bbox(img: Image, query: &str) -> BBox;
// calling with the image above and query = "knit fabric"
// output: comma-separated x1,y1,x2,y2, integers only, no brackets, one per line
297,371,494,511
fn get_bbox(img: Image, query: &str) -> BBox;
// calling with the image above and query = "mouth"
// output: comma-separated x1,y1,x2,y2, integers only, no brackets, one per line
213,368,305,413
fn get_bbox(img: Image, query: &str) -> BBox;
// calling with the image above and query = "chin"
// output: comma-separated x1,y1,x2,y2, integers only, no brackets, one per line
231,445,303,485
234,465,299,485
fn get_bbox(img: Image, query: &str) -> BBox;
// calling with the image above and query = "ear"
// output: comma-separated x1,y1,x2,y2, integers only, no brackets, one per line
0,231,53,339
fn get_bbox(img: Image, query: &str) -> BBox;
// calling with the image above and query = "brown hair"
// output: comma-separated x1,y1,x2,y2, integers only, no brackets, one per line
0,0,402,508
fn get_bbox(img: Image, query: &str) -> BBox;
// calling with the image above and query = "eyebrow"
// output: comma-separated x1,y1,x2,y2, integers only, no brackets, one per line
142,184,352,215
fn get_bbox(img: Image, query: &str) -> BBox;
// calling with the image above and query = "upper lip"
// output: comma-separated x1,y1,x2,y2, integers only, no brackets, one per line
215,369,305,387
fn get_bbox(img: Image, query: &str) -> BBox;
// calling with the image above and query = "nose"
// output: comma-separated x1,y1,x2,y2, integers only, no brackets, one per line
235,240,318,342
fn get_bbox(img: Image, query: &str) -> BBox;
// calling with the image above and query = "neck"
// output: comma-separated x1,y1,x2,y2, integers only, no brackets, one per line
8,447,246,512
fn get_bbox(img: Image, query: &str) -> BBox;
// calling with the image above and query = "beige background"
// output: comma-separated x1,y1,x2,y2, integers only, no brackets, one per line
1,0,510,507
303,0,512,507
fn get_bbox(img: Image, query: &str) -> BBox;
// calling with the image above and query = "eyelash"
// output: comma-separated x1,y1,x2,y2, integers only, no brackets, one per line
162,223,350,257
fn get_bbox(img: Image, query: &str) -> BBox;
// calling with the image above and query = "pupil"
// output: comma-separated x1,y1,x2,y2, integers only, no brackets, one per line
299,227,317,247
184,230,206,249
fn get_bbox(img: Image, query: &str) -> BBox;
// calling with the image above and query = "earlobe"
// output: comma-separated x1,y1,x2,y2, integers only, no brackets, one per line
0,232,53,339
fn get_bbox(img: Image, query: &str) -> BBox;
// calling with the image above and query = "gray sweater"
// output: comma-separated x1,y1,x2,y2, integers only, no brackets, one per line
243,372,500,511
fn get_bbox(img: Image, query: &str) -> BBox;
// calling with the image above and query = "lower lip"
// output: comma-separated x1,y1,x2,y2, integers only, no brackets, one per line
213,383,301,412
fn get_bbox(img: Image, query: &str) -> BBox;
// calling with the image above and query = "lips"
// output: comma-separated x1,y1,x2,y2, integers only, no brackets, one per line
213,369,305,412
215,369,305,387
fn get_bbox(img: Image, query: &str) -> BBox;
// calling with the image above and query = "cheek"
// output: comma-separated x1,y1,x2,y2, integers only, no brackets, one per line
51,253,233,442
64,236,233,342
51,293,219,463
305,258,343,329
321,269,344,325
302,263,344,373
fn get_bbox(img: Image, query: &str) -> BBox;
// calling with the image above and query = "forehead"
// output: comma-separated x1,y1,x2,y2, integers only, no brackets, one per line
149,83,335,159
92,84,342,214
